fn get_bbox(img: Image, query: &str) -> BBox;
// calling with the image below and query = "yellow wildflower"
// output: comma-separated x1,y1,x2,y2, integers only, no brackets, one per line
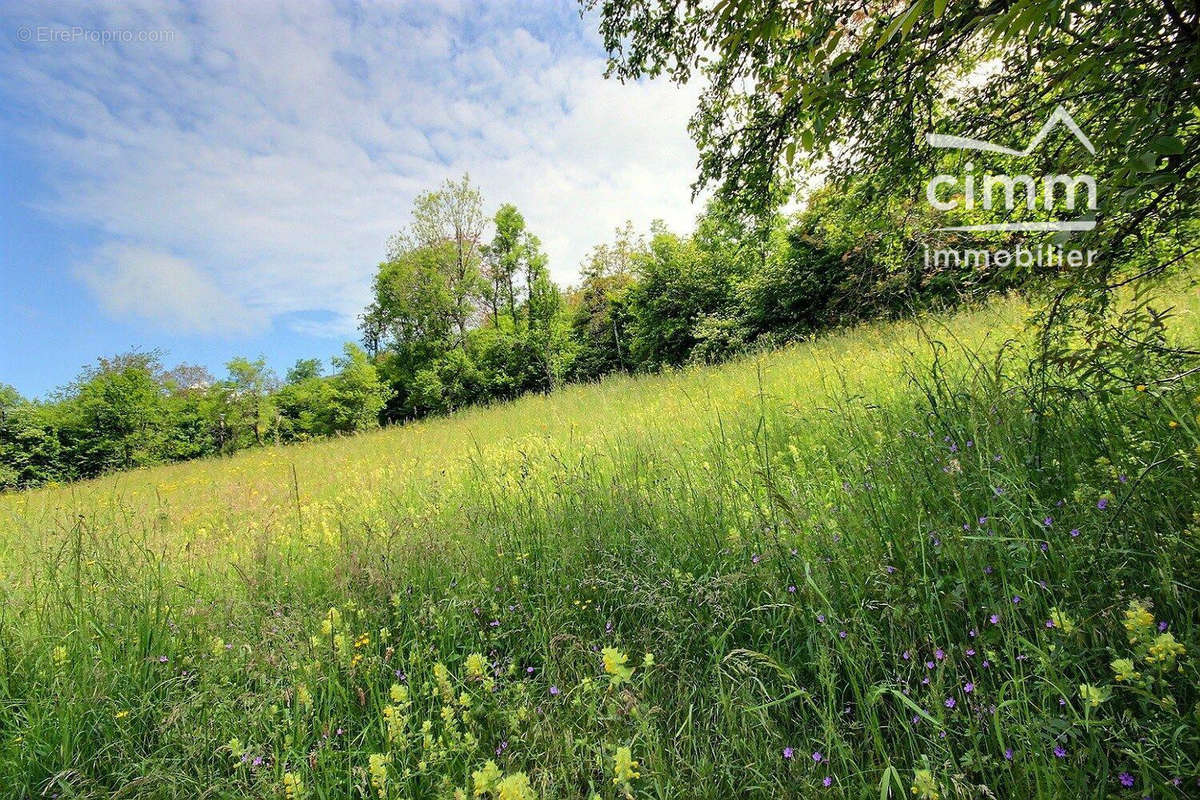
52,645,68,670
368,753,391,799
602,647,634,686
1112,657,1141,682
1078,683,1109,707
910,768,939,800
472,760,502,796
390,683,408,703
465,652,488,680
1147,632,1186,668
283,771,305,800
1048,607,1075,634
434,661,454,702
321,607,342,636
613,745,640,794
1123,601,1154,643
496,772,535,800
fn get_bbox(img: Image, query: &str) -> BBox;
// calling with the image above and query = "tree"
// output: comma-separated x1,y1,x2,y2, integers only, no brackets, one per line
67,351,167,473
327,343,386,433
221,357,276,449
588,0,1200,363
390,174,487,345
286,358,323,384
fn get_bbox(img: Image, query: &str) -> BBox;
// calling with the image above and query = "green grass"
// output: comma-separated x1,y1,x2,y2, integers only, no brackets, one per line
1,289,1198,799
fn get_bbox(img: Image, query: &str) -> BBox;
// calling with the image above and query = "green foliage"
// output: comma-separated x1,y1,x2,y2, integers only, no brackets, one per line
2,291,1198,797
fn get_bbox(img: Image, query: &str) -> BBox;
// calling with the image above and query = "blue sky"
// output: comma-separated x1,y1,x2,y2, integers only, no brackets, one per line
0,1,700,398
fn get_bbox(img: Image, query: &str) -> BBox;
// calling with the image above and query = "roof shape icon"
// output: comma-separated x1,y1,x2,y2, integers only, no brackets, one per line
926,105,1094,156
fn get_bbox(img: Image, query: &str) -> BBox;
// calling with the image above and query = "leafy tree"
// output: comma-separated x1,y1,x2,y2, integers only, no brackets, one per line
221,357,276,449
390,174,487,345
327,343,386,433
587,0,1200,361
64,350,167,473
286,358,324,384
627,223,738,369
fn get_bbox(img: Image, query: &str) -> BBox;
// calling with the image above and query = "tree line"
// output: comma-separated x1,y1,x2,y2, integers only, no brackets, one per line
1,175,1019,490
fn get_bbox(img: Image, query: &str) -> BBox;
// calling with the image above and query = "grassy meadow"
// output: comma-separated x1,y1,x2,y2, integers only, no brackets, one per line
1,288,1198,799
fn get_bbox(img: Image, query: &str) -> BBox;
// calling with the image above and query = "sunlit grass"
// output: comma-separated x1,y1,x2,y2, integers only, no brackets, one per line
0,287,1197,798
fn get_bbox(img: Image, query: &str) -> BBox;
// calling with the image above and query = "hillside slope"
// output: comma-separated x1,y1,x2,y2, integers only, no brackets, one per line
1,290,1198,799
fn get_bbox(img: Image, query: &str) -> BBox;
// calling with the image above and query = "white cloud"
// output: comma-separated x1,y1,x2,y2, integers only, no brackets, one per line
77,244,269,335
0,0,703,337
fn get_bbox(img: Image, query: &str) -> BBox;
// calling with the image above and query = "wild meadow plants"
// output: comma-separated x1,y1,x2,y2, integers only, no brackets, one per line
0,289,1197,798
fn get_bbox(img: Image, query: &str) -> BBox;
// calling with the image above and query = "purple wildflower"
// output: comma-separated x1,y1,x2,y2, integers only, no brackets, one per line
963,682,974,693
1053,746,1066,758
823,776,833,788
944,697,956,708
1098,497,1109,510
783,747,794,760
1119,773,1134,788
549,685,560,696
812,751,824,763
1004,748,1013,761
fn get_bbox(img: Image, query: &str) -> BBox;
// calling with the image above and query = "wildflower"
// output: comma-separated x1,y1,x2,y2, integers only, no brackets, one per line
295,683,312,709
817,613,826,624
472,760,503,796
838,630,847,639
783,747,794,760
990,614,1000,624
944,697,956,708
1097,497,1109,510
643,652,655,667
1012,596,1021,605
1053,746,1067,759
911,767,939,800
963,682,974,693
1043,517,1052,527
389,683,408,703
934,648,945,661
823,776,833,787
52,646,68,670
114,709,130,719
1147,632,1186,668
1003,748,1013,761
433,661,454,702
489,773,532,800
1070,528,1080,538
368,753,391,799
613,746,640,793
812,751,823,763
1123,601,1155,643
1049,608,1075,634
228,737,245,759
1118,772,1134,788
465,653,488,680
549,685,560,696
1078,683,1110,707
602,647,634,686
283,772,305,800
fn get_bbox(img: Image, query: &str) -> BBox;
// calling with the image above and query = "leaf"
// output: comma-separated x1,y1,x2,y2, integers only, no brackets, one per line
1150,135,1185,155
933,0,948,19
874,3,918,52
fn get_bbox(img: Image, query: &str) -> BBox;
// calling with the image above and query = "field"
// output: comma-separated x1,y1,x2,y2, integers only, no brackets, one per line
1,289,1198,799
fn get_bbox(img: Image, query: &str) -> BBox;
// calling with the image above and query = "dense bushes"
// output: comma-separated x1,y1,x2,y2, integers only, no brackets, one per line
1,179,1024,490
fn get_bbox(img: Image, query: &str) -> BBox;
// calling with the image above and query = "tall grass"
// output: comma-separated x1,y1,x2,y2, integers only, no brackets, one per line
0,289,1197,798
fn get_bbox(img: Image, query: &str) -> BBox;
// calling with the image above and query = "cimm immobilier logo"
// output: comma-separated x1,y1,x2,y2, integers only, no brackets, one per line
923,105,1097,271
